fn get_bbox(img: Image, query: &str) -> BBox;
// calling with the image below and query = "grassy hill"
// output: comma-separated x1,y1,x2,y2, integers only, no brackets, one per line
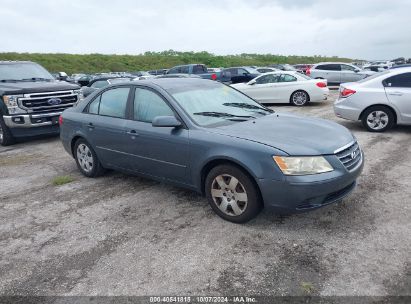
0,51,354,74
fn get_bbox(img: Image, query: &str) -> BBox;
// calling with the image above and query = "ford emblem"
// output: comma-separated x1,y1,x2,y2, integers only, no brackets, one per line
47,98,62,105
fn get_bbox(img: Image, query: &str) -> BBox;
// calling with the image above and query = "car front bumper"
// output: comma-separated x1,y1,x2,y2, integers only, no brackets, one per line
258,151,364,214
3,112,62,137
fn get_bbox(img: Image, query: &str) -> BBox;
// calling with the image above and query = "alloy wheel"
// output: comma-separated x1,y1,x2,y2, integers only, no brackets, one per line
366,111,389,130
76,143,94,173
292,91,307,105
211,174,248,216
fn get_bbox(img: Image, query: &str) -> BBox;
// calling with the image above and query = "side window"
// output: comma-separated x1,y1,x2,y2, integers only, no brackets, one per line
193,65,206,74
134,88,174,123
88,96,100,114
168,67,180,74
341,64,356,71
383,73,411,88
256,74,279,84
279,74,297,82
99,87,130,118
237,68,248,75
316,64,341,71
181,66,189,74
231,69,239,76
90,80,108,88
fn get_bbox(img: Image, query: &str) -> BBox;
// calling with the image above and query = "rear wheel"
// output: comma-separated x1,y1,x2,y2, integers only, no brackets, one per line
361,106,395,132
290,90,309,106
0,115,15,146
74,138,105,177
205,165,262,223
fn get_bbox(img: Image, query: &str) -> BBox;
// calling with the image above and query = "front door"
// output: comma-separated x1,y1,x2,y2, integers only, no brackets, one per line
124,87,190,183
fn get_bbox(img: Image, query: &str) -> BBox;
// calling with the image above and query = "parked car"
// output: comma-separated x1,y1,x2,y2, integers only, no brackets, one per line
77,75,94,87
231,71,329,106
220,67,260,84
167,64,219,81
207,68,222,73
155,74,201,79
132,71,154,80
81,76,133,97
148,69,168,76
60,78,363,223
0,61,81,146
334,67,411,132
256,67,279,73
269,64,298,71
307,62,375,84
293,64,313,74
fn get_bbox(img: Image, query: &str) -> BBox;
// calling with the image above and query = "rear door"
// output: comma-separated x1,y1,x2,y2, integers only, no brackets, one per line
340,64,363,82
83,86,133,169
123,86,190,183
314,64,341,83
384,72,411,123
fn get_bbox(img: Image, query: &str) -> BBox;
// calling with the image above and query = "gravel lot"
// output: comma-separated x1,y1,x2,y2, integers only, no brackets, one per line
0,91,410,297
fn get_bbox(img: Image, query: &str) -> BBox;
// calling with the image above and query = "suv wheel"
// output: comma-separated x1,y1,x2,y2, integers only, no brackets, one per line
205,165,262,223
0,115,15,146
291,90,309,106
362,106,395,132
74,138,105,177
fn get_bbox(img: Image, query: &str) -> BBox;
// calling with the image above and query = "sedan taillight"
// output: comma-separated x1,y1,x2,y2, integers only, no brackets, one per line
340,88,356,98
306,68,311,76
59,115,63,126
316,82,327,88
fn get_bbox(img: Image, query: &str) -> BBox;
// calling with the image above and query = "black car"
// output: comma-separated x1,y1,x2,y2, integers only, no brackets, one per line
220,67,260,84
81,76,133,97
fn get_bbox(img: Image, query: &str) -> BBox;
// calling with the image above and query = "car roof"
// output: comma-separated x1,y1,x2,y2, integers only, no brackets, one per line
128,78,220,91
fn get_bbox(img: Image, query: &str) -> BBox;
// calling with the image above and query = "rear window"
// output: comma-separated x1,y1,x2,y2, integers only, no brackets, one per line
383,72,411,88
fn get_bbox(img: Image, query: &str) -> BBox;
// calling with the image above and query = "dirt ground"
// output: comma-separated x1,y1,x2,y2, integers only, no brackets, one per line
0,91,410,297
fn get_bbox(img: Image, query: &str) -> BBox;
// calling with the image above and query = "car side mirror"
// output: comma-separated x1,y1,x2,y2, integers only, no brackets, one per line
248,79,256,85
152,116,182,128
354,69,360,73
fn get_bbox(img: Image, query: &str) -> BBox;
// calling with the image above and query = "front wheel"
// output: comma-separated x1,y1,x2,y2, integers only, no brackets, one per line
0,115,15,146
74,138,105,177
205,165,262,223
290,90,309,106
361,106,395,132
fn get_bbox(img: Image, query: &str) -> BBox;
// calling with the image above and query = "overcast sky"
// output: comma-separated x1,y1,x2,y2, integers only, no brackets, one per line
0,0,410,60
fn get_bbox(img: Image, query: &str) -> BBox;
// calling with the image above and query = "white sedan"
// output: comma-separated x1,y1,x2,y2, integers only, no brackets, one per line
231,71,329,106
334,66,411,132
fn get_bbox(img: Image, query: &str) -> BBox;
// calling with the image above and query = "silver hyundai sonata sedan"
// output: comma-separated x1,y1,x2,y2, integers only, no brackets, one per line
60,78,363,223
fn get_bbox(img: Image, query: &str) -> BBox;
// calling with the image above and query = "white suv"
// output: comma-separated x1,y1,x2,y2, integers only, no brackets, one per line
307,62,374,84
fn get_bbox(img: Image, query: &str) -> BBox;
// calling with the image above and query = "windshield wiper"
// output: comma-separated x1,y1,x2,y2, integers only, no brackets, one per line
223,102,274,114
21,77,52,82
193,111,256,120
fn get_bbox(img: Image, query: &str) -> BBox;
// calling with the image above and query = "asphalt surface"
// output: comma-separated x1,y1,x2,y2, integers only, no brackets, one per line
0,91,410,297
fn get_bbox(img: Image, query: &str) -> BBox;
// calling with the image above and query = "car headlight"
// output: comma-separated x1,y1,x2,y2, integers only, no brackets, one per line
3,95,21,108
273,156,333,175
73,89,84,100
3,95,26,114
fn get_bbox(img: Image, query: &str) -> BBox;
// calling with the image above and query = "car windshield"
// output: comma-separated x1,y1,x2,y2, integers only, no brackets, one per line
283,64,297,71
169,82,273,127
0,62,54,82
139,71,150,76
244,67,259,74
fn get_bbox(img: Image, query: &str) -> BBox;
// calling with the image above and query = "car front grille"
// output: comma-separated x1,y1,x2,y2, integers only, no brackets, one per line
19,90,78,113
335,141,362,171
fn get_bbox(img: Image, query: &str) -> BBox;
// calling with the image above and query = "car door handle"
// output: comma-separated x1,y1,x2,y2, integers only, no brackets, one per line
389,92,403,96
126,130,139,136
87,123,95,129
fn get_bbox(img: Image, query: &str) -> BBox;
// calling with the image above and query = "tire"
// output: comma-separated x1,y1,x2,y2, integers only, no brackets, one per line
290,90,309,106
361,105,395,132
73,138,105,177
0,115,15,146
205,164,262,223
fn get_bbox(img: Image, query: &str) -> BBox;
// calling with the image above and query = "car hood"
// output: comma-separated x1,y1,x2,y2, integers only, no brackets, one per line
208,113,355,155
0,81,80,95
